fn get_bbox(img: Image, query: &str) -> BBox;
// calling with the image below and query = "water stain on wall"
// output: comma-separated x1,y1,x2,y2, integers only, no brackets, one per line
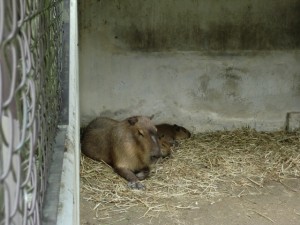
94,0,300,51
222,67,242,98
292,73,300,95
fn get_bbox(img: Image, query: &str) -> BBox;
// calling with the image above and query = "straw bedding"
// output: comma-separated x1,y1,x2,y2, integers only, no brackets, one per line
80,128,300,218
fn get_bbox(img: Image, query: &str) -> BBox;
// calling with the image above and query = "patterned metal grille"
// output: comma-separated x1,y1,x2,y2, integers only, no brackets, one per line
0,0,63,224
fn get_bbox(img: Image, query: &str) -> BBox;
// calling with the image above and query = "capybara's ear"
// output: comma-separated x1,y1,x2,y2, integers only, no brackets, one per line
149,114,155,120
128,116,138,125
173,124,180,131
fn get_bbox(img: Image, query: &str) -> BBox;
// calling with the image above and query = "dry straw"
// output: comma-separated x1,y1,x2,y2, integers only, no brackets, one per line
80,128,300,218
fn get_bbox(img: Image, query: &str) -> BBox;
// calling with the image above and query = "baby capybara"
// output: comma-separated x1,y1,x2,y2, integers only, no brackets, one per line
158,135,172,157
81,116,161,190
156,123,191,147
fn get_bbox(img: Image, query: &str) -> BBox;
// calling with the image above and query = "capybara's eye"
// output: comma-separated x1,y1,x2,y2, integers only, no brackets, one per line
138,129,145,137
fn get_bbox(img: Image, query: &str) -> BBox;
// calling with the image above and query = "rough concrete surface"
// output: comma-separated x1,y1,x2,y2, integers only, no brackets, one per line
79,0,300,51
79,0,300,132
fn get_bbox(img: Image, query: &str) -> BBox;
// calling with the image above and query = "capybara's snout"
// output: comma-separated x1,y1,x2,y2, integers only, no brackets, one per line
149,133,162,159
152,141,162,158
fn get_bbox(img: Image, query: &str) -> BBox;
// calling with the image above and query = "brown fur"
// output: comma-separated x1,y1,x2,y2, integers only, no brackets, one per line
81,116,161,189
156,123,191,157
158,135,172,157
156,123,191,146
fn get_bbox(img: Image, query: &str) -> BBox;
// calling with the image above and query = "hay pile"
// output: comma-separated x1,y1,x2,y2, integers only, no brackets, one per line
80,128,300,218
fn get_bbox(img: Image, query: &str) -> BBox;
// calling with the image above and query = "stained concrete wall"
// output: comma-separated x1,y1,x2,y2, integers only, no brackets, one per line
79,0,300,132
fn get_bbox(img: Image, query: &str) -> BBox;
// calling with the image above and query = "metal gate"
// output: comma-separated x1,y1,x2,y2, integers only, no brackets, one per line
0,0,65,224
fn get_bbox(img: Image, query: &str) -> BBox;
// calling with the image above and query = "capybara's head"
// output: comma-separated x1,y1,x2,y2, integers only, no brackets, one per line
127,116,162,159
158,135,172,157
173,124,191,139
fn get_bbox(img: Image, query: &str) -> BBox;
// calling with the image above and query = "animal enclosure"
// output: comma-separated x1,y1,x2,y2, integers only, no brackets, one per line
79,0,300,224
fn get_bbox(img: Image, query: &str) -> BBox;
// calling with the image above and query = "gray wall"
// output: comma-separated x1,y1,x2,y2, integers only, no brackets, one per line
79,0,300,132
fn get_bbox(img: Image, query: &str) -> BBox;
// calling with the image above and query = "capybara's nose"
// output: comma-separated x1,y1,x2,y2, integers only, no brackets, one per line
154,145,162,158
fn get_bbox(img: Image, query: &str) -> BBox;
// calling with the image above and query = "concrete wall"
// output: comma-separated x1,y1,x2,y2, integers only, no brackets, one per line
79,0,300,132
57,0,80,224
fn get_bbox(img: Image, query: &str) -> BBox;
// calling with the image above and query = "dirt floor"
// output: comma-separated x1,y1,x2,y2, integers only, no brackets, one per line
81,178,300,225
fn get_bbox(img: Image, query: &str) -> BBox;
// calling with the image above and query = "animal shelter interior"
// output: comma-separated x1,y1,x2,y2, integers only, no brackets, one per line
79,0,300,225
79,0,300,132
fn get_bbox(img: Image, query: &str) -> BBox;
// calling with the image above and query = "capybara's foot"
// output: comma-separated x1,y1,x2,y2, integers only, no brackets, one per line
128,181,145,190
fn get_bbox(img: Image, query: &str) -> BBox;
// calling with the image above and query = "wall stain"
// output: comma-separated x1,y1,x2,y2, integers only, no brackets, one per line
199,75,210,94
221,67,243,98
104,0,300,51
292,73,300,95
224,67,242,80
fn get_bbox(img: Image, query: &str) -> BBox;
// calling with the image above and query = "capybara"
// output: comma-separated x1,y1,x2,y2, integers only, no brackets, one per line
156,123,191,146
80,118,116,141
158,134,172,157
81,116,161,190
